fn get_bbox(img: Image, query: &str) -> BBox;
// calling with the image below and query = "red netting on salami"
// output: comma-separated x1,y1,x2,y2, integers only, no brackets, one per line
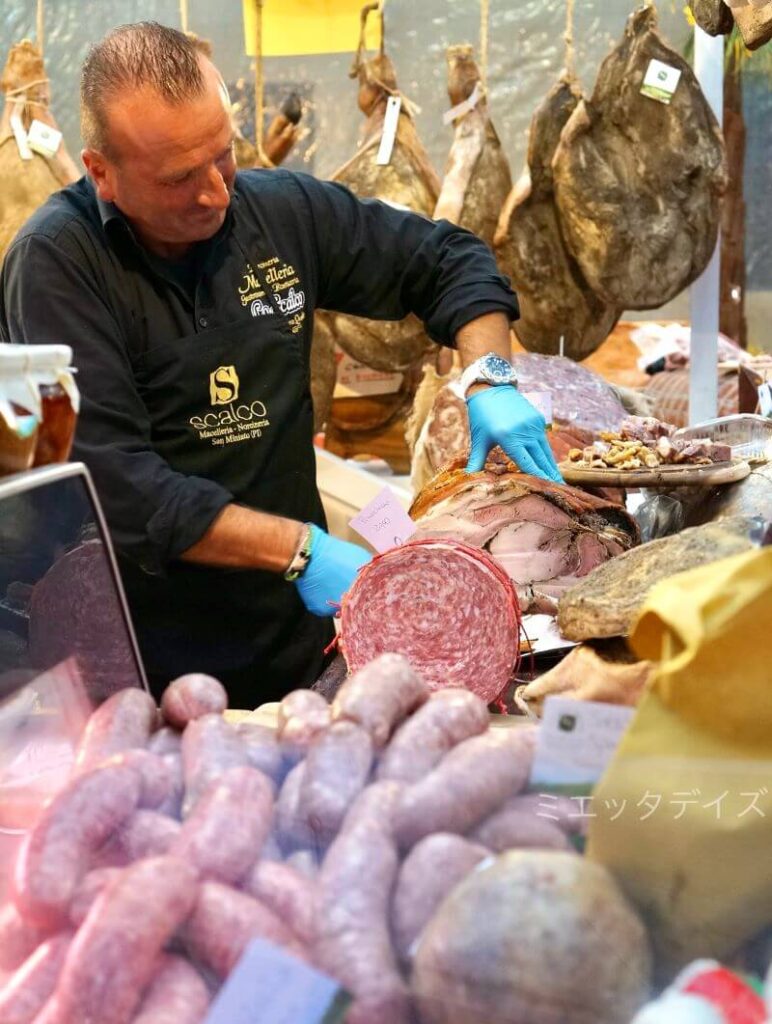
339,538,523,705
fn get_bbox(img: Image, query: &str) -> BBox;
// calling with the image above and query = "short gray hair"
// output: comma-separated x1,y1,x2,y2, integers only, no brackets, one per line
81,22,206,155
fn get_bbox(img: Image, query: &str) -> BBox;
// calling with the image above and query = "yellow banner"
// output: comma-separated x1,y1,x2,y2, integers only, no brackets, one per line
243,0,382,57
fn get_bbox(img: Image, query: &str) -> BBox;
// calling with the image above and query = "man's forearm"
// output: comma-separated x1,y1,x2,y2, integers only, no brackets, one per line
455,312,512,368
180,504,303,573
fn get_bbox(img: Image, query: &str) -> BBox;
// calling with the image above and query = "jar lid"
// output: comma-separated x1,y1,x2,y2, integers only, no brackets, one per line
25,344,74,370
0,345,31,373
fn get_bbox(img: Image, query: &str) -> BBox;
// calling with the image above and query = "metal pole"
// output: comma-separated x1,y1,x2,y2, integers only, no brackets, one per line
689,26,724,425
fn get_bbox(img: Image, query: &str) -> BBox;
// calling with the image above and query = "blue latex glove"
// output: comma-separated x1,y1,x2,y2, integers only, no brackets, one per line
294,525,371,617
466,386,563,483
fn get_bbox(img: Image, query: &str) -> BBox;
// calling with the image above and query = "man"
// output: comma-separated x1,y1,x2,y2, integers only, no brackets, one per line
0,23,560,707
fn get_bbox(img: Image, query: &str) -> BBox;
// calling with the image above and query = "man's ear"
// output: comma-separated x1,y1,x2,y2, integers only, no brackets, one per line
82,149,116,202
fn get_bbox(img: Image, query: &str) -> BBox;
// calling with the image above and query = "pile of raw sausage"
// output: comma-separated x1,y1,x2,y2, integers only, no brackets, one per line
0,657,586,1024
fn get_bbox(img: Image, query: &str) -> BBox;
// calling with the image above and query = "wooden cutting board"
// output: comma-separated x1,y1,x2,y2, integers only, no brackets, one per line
559,459,751,489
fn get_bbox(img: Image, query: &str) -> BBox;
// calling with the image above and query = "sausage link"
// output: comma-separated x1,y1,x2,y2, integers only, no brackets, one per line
171,766,272,884
332,653,429,749
275,763,317,854
52,856,198,1024
470,808,573,853
154,753,184,819
235,722,287,787
181,882,306,979
180,714,249,816
160,674,228,730
68,869,122,928
377,688,490,784
131,954,210,1024
0,904,50,972
0,933,72,1024
104,750,176,810
147,727,182,757
277,690,331,749
315,782,409,1024
298,722,373,844
74,690,158,773
13,763,141,928
393,729,533,850
242,861,315,944
391,834,489,963
118,811,182,862
284,849,319,879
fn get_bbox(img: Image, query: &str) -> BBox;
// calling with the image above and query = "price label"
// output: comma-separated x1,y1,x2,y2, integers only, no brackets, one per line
529,697,635,788
349,486,416,553
641,59,683,105
376,95,402,166
203,939,349,1024
27,119,63,159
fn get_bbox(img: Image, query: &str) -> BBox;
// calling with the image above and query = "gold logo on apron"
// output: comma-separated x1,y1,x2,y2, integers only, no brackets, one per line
209,365,240,406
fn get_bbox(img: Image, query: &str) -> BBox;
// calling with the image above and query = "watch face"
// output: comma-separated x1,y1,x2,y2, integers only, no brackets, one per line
480,354,516,385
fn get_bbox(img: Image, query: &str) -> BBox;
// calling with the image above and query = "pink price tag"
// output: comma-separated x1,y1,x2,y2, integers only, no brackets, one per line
349,487,417,554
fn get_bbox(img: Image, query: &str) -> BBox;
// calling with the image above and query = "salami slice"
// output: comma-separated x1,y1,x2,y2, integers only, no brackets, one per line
339,539,521,703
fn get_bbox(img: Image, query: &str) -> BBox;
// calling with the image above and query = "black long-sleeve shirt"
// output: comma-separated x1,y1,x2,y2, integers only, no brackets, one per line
1,169,518,578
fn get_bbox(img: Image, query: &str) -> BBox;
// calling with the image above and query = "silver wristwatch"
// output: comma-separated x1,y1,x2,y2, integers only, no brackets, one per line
451,352,519,400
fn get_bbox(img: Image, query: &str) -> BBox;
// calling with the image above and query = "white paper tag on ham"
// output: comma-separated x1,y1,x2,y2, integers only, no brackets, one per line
376,95,402,166
349,486,417,553
529,697,635,787
442,81,482,125
10,101,33,160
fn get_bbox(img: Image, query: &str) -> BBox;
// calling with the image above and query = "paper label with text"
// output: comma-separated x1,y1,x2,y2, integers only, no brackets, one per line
349,486,416,553
530,698,635,787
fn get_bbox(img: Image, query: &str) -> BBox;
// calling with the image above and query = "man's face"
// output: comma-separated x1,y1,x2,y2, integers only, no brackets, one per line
82,57,237,256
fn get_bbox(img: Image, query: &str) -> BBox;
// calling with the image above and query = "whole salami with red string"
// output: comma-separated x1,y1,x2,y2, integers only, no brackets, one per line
339,538,522,705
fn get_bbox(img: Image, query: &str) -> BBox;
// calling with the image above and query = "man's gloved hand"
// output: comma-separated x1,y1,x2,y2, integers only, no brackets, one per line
466,386,563,483
294,525,371,617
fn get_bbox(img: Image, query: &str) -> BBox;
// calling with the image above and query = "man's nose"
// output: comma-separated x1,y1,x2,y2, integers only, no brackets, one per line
197,166,230,211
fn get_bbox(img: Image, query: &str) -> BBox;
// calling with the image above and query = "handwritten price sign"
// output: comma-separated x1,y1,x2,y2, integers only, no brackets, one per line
349,487,417,553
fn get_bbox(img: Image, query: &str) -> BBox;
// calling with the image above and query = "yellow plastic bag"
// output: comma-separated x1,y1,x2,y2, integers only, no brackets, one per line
588,547,772,979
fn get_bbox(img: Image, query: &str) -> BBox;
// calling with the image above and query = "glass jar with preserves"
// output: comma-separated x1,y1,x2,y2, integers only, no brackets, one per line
27,345,80,467
0,346,39,477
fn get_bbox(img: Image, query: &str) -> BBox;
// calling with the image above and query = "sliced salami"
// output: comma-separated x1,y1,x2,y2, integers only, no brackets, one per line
339,539,521,703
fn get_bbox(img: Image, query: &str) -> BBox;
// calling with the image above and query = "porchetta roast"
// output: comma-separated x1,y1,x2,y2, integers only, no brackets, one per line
410,456,639,615
0,40,80,260
552,6,727,310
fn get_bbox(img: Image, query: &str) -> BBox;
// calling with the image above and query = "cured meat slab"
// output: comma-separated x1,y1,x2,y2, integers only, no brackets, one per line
557,517,760,641
552,7,727,310
434,45,512,250
339,538,521,703
495,80,620,360
410,460,639,615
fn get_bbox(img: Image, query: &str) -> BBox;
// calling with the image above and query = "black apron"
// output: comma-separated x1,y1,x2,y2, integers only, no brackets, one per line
120,235,333,708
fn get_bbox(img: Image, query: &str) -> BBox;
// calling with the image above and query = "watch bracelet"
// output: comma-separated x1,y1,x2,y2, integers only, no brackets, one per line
284,523,314,581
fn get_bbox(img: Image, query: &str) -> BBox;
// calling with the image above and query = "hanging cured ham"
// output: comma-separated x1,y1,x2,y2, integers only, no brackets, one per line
315,2,440,375
318,3,441,470
494,79,621,360
0,41,80,260
551,6,727,310
433,45,512,251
